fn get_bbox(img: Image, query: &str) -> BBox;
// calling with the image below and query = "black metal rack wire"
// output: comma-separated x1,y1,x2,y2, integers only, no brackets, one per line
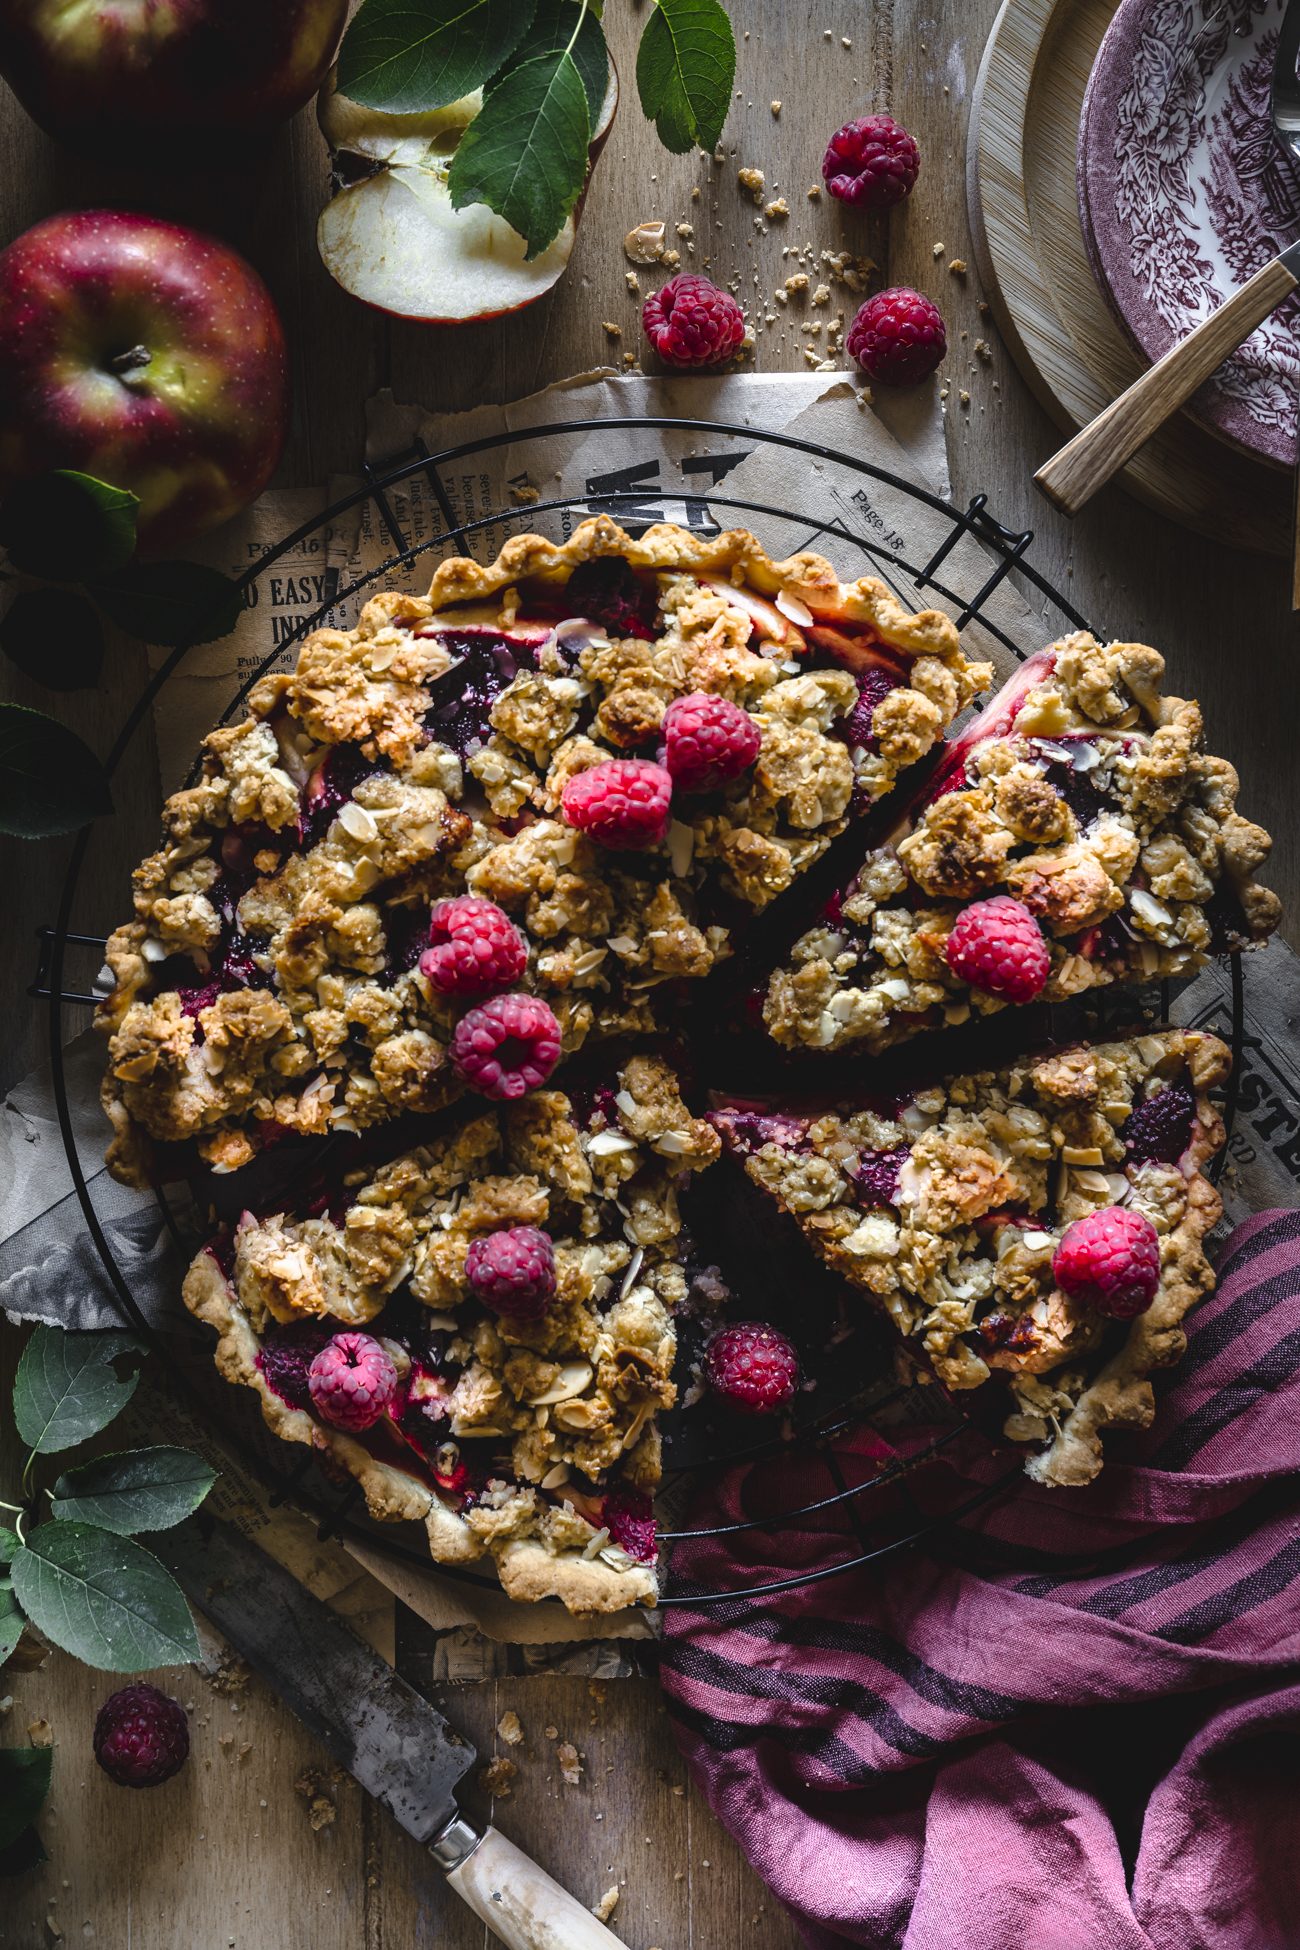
34,416,1245,1611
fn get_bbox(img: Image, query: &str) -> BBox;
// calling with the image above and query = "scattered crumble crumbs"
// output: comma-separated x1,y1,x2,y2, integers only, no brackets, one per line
497,1710,523,1746
807,184,822,199
771,100,782,115
676,222,694,239
592,1887,621,1923
625,270,640,295
738,166,766,202
691,185,701,200
974,339,993,362
812,283,831,306
27,1718,52,1748
508,479,540,505
624,220,666,265
602,321,622,338
949,258,968,277
959,389,971,407
842,36,852,47
662,247,681,268
480,1755,517,1797
309,1796,336,1830
932,241,946,258
557,1741,583,1786
208,1651,251,1695
785,272,810,294
544,1724,559,1740
773,288,789,305
765,198,790,220
621,351,637,369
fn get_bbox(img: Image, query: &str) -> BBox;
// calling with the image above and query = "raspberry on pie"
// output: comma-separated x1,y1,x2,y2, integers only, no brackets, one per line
183,1054,724,1614
763,632,1279,1055
97,516,988,1188
711,1027,1229,1486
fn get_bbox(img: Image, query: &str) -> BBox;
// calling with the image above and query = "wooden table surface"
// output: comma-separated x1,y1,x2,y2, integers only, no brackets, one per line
2,2,1297,1944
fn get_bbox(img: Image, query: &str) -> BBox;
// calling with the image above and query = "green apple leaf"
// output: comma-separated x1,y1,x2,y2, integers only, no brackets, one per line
494,0,609,127
0,1533,18,1570
0,1749,51,1854
11,1525,200,1673
0,1823,47,1878
12,1329,144,1456
0,590,105,692
448,50,590,258
0,705,113,839
338,0,538,113
0,472,138,583
90,562,243,649
0,1582,22,1669
636,0,735,154
51,1450,216,1538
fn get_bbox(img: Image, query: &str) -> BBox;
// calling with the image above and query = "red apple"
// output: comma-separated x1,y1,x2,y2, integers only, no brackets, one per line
0,0,347,151
0,210,289,550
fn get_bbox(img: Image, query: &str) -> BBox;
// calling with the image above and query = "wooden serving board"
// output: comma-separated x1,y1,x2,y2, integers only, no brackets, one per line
968,0,1292,556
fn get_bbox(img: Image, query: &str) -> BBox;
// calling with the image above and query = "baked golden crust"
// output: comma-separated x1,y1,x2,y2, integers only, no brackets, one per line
764,633,1279,1054
712,1027,1229,1486
181,1055,718,1615
98,518,989,1188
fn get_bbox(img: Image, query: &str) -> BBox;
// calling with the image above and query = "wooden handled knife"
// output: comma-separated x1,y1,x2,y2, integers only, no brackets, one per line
160,1517,622,1950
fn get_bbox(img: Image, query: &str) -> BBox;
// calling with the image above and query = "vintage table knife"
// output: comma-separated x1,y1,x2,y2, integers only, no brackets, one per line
1035,0,1300,537
161,1517,621,1950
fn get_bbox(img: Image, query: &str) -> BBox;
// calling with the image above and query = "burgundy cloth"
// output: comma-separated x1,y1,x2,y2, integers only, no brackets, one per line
661,1210,1300,1950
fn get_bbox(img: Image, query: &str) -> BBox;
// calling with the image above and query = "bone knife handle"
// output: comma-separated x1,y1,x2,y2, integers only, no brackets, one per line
1035,253,1300,515
445,1825,623,1949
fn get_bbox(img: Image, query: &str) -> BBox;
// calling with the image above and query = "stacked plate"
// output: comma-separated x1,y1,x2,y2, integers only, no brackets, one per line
968,0,1299,548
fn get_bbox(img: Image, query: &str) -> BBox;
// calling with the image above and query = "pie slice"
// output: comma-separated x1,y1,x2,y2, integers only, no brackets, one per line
710,1026,1229,1486
181,1053,724,1614
98,515,989,1187
762,632,1278,1054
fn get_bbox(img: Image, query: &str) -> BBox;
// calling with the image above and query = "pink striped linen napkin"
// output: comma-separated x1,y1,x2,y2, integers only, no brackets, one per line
661,1210,1300,1950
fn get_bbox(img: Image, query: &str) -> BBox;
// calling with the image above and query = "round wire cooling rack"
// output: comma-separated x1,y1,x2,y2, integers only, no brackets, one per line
32,415,1248,1612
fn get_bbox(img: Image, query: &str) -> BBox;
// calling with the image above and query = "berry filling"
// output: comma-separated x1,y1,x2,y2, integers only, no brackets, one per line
419,628,533,755
854,1147,909,1206
297,742,384,847
602,1488,658,1563
256,1319,338,1410
563,557,660,640
840,666,904,753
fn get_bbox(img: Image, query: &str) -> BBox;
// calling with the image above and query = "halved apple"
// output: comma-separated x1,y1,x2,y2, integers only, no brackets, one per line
316,61,618,324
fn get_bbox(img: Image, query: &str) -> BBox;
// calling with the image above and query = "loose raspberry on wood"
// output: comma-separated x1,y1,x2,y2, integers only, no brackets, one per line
847,287,947,386
420,896,527,998
93,1685,190,1789
1053,1206,1161,1319
661,692,761,791
308,1332,399,1432
705,1321,800,1415
450,992,562,1100
945,895,1050,1003
561,758,673,850
642,274,746,367
822,114,921,209
466,1225,557,1319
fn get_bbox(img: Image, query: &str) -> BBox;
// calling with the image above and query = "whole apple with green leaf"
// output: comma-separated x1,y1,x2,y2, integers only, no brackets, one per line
0,209,289,551
0,0,347,151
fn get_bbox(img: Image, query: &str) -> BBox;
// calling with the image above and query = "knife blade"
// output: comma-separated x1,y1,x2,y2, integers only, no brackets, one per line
161,1516,622,1950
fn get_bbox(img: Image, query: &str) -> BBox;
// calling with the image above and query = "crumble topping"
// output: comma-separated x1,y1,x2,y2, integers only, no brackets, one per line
764,633,1279,1053
182,1055,722,1614
100,519,988,1187
713,1027,1229,1484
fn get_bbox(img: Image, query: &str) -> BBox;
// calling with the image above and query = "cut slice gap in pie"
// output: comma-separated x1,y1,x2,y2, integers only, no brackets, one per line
98,516,990,1188
710,1025,1229,1487
760,632,1278,1057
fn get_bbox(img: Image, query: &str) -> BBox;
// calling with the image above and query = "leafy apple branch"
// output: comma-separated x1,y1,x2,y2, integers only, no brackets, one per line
0,469,243,840
337,0,738,259
1,1325,218,1861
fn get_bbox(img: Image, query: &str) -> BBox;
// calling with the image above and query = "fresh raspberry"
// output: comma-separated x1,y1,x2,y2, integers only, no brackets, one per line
854,1146,908,1206
93,1685,189,1789
945,895,1050,1003
565,557,659,640
661,692,761,791
1121,1082,1196,1165
466,1225,557,1319
822,114,921,208
602,1487,658,1563
847,287,947,386
1053,1206,1161,1319
642,274,746,368
450,991,562,1100
842,667,903,750
420,896,527,998
561,758,673,850
705,1321,800,1415
308,1332,398,1432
